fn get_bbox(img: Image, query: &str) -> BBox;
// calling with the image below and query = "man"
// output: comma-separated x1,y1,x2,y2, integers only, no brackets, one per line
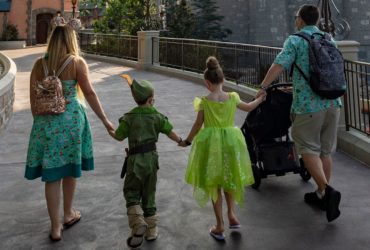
257,4,341,222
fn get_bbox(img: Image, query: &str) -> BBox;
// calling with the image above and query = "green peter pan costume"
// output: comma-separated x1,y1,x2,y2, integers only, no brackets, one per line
115,79,173,217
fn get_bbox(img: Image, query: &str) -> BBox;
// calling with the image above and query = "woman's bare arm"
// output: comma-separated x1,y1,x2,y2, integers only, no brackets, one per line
76,57,114,131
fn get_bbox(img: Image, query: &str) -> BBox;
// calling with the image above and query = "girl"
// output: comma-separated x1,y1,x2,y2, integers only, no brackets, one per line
179,56,265,240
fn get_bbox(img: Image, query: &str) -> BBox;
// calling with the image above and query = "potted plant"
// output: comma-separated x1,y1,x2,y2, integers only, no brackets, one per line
0,23,26,49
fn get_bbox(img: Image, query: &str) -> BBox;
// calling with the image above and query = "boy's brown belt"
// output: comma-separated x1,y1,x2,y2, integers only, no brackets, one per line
120,142,157,179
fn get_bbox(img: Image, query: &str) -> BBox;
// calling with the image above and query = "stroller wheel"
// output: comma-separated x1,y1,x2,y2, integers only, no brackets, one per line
299,158,311,181
251,163,261,189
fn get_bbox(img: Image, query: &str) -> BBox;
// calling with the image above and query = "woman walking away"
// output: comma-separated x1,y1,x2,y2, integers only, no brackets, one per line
25,26,114,241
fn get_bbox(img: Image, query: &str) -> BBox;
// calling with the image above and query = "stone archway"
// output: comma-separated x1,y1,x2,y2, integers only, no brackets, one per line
36,13,53,44
30,8,58,45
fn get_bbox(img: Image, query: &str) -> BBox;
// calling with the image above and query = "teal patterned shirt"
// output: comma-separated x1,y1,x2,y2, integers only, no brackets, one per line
274,25,342,114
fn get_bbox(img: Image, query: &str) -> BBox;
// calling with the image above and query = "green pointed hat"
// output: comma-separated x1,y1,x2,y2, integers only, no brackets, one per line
121,74,154,102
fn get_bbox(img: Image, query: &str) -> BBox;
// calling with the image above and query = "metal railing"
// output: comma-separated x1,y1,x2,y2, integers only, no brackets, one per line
79,32,138,61
77,33,369,136
154,37,291,87
344,60,370,136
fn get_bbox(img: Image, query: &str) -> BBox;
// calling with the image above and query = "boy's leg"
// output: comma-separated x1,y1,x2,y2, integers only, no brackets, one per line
224,191,240,228
142,170,158,241
124,172,147,248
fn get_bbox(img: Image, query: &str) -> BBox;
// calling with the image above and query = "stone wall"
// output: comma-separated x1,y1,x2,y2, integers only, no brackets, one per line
0,53,16,133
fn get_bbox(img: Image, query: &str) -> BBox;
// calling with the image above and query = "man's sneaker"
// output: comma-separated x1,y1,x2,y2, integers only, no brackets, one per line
323,185,341,222
304,191,326,211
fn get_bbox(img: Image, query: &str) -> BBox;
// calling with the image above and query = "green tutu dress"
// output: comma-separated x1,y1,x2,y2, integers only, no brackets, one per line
185,92,254,207
25,80,94,182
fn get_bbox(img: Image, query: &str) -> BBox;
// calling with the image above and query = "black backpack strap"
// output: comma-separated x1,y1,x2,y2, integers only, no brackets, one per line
290,32,310,81
292,32,312,42
291,62,309,81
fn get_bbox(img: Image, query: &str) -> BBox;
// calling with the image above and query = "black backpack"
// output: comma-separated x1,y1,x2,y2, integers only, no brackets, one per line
292,32,346,99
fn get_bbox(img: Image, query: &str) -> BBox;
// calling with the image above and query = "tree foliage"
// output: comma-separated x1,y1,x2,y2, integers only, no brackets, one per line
191,0,231,40
90,0,231,40
1,24,19,41
164,0,195,38
92,0,160,35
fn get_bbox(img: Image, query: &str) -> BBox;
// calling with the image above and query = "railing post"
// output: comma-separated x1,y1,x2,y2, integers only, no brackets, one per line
137,30,160,69
337,41,361,130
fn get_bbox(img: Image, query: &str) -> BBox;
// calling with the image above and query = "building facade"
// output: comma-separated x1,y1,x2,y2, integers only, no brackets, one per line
216,0,370,62
0,0,78,45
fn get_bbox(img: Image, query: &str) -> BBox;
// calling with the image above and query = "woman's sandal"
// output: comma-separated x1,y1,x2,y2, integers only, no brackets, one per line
63,209,81,229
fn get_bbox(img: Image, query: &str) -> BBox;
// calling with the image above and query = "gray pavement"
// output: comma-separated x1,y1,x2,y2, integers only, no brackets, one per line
1,47,370,250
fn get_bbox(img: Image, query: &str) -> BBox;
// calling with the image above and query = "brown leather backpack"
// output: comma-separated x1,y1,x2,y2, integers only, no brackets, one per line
33,56,74,115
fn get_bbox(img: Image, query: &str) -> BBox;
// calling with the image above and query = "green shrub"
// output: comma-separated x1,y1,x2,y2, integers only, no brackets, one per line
1,24,19,41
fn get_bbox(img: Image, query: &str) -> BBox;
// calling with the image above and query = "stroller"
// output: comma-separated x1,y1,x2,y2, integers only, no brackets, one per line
241,83,311,189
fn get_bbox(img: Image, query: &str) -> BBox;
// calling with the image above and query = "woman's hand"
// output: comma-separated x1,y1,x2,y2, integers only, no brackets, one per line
103,120,114,132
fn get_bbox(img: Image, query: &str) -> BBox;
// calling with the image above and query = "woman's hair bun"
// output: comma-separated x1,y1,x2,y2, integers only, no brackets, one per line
206,56,219,70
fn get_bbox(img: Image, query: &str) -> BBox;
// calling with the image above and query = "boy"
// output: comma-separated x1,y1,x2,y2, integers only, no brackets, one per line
110,75,182,249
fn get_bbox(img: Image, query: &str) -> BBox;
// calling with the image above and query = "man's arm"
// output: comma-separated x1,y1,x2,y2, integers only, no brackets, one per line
256,63,285,97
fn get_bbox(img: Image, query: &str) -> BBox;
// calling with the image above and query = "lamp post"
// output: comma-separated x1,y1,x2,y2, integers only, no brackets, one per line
316,0,350,40
68,0,81,30
71,0,77,18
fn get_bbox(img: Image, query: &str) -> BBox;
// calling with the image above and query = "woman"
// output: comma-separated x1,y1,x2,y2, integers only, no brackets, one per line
25,26,114,241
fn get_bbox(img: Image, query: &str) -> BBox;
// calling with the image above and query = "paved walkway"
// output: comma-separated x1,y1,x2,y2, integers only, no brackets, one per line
1,47,370,250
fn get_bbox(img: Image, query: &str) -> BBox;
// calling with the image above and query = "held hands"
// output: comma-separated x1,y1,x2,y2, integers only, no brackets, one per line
177,137,192,147
103,119,116,138
178,140,188,147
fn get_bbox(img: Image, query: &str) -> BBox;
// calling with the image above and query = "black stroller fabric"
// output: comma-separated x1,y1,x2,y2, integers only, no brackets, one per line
242,84,293,144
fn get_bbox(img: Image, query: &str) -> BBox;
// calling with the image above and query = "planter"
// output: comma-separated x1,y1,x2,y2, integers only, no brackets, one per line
0,40,26,50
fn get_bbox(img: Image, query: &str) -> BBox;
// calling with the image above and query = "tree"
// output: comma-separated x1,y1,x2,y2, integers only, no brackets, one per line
93,0,126,33
92,0,160,35
164,0,195,38
191,0,231,40
121,0,161,35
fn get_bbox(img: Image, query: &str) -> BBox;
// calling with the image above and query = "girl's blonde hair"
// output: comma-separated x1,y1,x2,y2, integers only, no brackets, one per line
46,26,85,103
204,56,224,85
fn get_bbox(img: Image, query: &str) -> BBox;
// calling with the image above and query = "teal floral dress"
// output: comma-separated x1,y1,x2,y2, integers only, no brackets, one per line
25,80,94,182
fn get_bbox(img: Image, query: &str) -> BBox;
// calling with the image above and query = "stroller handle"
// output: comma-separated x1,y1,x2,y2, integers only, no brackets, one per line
266,82,293,92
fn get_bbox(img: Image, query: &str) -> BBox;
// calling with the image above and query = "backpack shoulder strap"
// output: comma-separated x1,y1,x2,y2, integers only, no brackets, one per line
41,58,49,77
290,32,310,81
55,56,74,77
292,32,312,42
